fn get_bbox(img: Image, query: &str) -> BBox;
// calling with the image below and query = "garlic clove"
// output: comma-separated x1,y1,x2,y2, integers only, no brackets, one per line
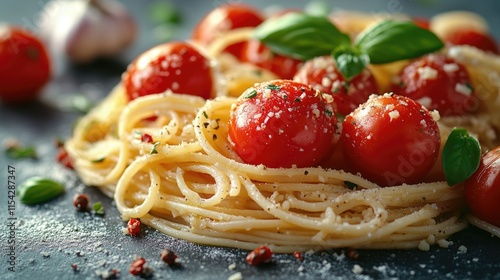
38,0,137,64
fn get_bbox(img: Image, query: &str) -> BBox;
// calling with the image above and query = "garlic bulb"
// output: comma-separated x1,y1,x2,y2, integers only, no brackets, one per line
38,0,137,63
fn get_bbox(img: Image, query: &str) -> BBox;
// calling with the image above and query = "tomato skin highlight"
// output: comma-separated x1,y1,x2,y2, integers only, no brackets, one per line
293,55,378,116
192,3,264,58
391,54,477,117
341,94,441,186
0,26,51,102
122,41,214,101
465,147,500,227
228,80,338,168
240,39,303,79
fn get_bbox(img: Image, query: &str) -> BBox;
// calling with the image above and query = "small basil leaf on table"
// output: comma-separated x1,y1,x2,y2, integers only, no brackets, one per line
355,20,444,64
18,177,65,205
442,128,481,186
254,13,351,60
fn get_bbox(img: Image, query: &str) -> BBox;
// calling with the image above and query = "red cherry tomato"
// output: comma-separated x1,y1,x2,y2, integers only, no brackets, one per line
445,29,499,54
240,39,303,79
192,3,264,58
0,26,51,102
293,55,378,115
122,41,214,101
228,80,338,168
464,146,500,227
412,17,430,30
391,54,477,117
341,94,441,186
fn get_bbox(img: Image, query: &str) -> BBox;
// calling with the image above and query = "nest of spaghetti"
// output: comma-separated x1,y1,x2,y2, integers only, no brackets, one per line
66,85,470,253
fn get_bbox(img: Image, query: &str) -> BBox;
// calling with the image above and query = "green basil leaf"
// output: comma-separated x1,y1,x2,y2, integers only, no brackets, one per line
254,13,351,60
355,20,444,64
442,128,481,186
333,45,370,80
18,177,65,205
5,146,37,159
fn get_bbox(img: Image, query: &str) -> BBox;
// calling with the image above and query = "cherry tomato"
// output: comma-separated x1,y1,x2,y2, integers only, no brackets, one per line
391,54,477,117
228,80,338,168
240,39,303,79
412,17,430,30
341,93,441,186
122,41,214,101
464,146,500,227
192,3,264,58
0,26,51,102
445,29,499,54
293,55,378,116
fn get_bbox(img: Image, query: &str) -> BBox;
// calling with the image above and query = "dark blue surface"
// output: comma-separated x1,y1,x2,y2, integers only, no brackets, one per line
1,1,500,279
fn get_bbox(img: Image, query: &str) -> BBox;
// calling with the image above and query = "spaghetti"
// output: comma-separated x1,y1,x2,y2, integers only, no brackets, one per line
65,10,500,253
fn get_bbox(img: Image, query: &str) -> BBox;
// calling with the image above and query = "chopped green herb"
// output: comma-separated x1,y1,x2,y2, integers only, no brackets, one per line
325,109,333,118
266,84,281,91
344,181,357,190
245,89,258,99
92,202,105,215
5,146,37,159
150,142,161,154
91,157,105,163
203,111,209,118
466,82,474,91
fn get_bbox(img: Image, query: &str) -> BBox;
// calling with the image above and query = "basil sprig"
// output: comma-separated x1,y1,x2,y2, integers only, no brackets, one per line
254,14,444,80
254,13,350,61
442,128,481,186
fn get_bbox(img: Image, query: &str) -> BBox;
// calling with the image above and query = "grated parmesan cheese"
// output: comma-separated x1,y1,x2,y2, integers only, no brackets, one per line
455,83,472,96
352,264,364,274
458,245,468,254
443,63,459,73
417,66,438,80
263,88,271,98
228,272,243,280
418,240,430,251
388,110,400,120
437,239,452,248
